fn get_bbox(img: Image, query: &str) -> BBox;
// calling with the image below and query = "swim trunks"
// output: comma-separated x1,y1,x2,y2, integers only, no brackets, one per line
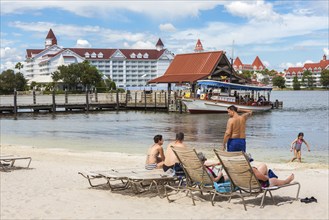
163,164,174,172
227,138,246,152
259,179,270,188
145,163,157,170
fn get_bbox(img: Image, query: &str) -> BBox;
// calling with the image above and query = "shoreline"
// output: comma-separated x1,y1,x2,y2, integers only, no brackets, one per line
1,144,328,219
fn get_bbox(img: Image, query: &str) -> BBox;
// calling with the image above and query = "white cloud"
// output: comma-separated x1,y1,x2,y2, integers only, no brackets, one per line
75,39,92,48
159,23,176,32
131,41,155,49
224,0,281,21
1,1,221,19
279,60,315,70
0,47,24,71
323,48,329,56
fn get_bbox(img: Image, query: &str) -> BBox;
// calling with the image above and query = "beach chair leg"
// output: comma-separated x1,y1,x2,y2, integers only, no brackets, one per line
26,158,32,168
268,191,275,204
164,185,175,203
190,190,196,206
260,191,268,208
295,183,301,200
211,192,217,206
238,194,247,211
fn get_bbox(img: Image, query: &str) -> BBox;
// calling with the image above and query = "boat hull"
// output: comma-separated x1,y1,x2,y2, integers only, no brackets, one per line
182,99,272,114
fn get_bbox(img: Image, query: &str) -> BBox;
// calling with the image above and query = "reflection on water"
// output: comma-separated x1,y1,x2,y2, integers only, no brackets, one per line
1,91,328,165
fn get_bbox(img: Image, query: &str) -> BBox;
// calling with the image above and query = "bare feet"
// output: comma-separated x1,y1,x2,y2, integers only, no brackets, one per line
285,173,294,184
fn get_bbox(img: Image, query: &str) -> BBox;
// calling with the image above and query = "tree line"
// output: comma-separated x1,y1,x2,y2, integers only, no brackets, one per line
0,61,117,94
1,62,329,94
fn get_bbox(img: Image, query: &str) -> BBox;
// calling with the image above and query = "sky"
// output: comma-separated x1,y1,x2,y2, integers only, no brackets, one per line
1,0,328,73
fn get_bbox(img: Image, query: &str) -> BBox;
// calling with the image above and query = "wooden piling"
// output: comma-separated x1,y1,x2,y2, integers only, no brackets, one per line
85,90,89,111
33,89,36,104
52,90,56,112
144,90,147,110
52,89,56,112
13,90,17,114
116,90,119,110
65,89,68,104
154,92,157,110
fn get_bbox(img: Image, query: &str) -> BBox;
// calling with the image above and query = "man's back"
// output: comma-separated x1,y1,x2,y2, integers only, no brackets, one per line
164,141,186,166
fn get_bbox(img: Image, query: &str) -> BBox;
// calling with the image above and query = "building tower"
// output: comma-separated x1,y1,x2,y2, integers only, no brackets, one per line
45,29,57,48
155,38,164,51
194,39,204,52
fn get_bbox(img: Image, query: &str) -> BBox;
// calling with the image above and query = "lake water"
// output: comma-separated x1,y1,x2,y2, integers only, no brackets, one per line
1,90,328,165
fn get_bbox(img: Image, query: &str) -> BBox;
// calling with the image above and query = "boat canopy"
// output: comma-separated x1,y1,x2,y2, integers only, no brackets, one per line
197,80,272,91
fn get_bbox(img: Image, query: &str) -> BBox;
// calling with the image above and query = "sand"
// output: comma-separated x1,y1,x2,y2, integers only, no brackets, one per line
1,145,328,220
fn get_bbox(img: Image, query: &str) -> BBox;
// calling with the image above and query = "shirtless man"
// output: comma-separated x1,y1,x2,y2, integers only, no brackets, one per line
222,105,252,152
145,134,165,169
163,132,187,172
253,163,294,187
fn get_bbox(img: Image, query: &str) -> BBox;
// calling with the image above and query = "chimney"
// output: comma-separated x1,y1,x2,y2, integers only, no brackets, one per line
323,54,327,61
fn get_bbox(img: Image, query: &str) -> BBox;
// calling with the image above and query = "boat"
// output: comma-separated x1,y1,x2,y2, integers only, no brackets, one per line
182,80,273,114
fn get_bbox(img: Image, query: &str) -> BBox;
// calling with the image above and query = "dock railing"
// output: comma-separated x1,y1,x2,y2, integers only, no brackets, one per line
0,90,185,114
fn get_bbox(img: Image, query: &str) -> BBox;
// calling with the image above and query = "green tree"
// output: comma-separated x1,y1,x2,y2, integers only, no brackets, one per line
272,75,285,89
0,69,27,94
52,61,102,91
320,69,329,88
292,76,301,90
302,70,314,89
241,70,253,80
15,62,24,73
79,61,103,90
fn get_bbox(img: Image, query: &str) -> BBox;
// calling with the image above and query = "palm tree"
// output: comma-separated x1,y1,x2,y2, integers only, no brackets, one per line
15,62,24,74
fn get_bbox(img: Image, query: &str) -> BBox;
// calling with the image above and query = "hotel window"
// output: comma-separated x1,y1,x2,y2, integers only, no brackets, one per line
143,53,149,59
130,53,136,58
98,52,103,58
91,52,96,58
137,53,142,58
85,52,90,58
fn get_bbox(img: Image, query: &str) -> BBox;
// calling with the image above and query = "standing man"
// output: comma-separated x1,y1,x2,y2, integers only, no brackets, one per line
222,105,252,152
196,87,201,99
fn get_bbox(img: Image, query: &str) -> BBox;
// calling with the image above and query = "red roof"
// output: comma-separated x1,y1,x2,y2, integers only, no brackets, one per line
156,38,164,47
26,49,43,58
233,57,243,67
304,60,329,70
286,67,303,75
252,56,265,69
26,48,166,60
69,48,116,59
194,39,204,52
149,51,224,83
46,29,57,45
120,49,166,59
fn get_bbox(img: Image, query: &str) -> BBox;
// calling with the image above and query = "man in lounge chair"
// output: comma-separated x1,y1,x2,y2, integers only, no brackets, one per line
253,163,295,187
163,132,187,172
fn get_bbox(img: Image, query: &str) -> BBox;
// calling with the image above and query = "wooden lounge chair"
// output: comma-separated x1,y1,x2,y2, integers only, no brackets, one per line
79,168,177,197
0,155,32,170
213,149,301,210
165,146,231,205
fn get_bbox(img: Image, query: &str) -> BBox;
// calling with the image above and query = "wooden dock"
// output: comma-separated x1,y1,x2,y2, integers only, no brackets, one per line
0,90,186,114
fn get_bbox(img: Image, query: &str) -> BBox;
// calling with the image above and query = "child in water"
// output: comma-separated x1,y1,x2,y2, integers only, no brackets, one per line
290,132,311,162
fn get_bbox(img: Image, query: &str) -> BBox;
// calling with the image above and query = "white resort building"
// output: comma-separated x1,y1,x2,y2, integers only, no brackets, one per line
284,55,329,88
24,29,175,90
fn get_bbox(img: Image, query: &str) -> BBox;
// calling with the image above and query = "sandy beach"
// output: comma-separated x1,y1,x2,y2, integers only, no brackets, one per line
1,144,328,220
